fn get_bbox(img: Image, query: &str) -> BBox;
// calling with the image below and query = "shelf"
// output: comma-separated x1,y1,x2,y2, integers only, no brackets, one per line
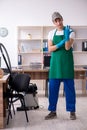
73,51,87,54
17,26,87,69
18,26,43,40
19,51,43,54
71,26,87,29
74,64,87,67
43,51,50,54
18,39,42,41
75,38,87,40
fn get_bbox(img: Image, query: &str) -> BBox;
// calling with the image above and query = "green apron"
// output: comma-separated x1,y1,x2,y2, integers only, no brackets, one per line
49,28,74,79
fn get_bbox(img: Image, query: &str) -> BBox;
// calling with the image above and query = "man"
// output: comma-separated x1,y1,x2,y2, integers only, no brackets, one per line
45,12,76,120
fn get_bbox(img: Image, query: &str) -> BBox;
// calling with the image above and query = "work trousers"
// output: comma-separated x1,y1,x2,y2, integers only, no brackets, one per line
48,79,76,112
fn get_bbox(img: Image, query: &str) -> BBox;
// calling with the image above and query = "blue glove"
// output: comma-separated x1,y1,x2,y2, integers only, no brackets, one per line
65,25,72,41
56,39,66,49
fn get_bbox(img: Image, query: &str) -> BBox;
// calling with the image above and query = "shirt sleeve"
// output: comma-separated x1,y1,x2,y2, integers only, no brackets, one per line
48,29,56,40
70,30,75,48
70,31,75,39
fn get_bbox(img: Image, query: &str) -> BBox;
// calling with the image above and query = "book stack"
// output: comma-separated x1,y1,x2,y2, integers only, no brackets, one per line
29,62,42,69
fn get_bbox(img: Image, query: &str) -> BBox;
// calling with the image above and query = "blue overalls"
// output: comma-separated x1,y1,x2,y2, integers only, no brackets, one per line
48,28,76,112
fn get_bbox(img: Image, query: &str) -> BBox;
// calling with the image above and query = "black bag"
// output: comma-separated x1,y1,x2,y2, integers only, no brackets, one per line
27,83,37,94
9,72,31,92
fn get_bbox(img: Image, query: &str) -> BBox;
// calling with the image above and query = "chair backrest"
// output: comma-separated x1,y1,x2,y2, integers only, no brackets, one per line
9,73,31,92
0,43,31,93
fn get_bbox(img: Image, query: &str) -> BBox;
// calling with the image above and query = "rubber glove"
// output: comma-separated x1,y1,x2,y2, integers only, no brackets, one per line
56,39,66,49
65,25,71,41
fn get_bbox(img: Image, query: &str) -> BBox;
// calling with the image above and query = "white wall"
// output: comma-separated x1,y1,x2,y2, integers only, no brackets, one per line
0,0,87,67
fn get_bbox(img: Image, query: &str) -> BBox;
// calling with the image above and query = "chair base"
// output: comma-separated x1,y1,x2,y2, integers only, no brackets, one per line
17,106,29,111
17,105,39,111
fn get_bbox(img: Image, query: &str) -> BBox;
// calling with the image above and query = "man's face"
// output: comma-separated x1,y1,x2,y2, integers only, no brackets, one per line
53,18,63,30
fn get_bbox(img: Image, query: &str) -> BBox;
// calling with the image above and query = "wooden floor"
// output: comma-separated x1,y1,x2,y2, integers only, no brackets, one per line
5,90,87,130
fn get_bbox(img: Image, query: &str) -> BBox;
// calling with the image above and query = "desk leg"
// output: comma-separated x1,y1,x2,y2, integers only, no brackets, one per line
0,83,4,128
82,79,87,95
45,79,49,97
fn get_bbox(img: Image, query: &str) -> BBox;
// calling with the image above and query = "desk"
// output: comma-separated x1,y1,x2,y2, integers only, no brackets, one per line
74,68,87,95
13,69,48,79
0,74,9,129
12,68,87,95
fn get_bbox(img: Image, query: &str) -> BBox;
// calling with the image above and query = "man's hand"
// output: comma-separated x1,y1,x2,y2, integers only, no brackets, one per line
56,39,66,49
65,25,72,42
56,25,73,49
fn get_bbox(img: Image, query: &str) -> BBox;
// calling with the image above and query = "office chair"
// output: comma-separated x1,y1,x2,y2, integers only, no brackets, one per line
4,73,31,125
5,73,31,125
0,43,31,124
